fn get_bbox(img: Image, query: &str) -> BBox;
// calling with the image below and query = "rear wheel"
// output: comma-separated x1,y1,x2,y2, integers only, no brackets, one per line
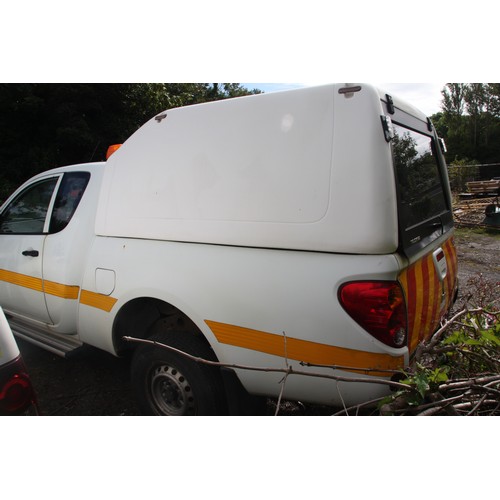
131,324,227,416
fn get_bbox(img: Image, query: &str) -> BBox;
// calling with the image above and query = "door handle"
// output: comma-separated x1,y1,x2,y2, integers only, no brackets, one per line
22,249,39,257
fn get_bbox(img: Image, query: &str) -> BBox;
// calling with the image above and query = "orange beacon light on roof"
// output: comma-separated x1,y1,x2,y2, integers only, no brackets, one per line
106,144,122,160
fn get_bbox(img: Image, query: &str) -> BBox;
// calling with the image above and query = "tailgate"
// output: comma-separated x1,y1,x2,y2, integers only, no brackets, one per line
399,236,458,355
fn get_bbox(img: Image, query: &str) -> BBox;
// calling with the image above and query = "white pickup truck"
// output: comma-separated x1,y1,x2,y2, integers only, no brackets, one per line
0,84,458,415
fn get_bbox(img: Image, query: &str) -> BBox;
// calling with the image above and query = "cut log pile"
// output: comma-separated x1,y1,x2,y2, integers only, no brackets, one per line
466,179,500,196
453,196,499,227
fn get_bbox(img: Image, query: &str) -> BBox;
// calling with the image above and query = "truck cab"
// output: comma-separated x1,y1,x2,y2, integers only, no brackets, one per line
0,164,104,353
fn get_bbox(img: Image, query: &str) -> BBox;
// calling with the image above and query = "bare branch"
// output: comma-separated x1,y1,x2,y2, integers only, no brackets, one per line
275,332,290,416
331,396,387,416
467,393,489,415
299,360,401,375
439,374,500,392
123,335,411,390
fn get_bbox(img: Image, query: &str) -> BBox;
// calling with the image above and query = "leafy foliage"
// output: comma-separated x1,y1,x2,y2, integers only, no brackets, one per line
379,275,500,416
447,160,479,193
433,83,500,165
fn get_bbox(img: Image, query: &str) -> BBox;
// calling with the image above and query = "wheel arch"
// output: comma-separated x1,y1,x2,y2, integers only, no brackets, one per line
113,296,267,415
112,296,214,357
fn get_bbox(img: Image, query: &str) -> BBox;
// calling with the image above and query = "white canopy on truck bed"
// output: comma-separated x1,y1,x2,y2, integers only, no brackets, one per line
96,83,405,253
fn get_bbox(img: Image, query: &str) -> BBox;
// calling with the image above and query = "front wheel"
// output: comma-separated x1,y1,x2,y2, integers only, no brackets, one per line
131,328,227,416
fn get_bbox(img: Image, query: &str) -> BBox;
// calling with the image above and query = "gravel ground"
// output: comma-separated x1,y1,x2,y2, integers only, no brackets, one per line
453,228,500,283
16,229,500,416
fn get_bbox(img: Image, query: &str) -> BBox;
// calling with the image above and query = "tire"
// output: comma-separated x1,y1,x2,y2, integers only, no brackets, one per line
131,325,227,416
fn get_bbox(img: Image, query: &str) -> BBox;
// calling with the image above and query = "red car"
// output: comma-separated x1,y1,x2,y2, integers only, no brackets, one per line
0,307,38,415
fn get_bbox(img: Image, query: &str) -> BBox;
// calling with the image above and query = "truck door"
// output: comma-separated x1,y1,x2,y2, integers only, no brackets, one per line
0,175,61,323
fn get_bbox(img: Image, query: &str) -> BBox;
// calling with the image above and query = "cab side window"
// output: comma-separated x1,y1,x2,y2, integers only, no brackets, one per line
49,172,90,233
0,178,59,234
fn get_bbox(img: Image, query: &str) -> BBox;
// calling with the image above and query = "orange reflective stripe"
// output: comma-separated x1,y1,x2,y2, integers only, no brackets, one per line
428,261,441,335
0,269,120,313
79,290,117,312
43,280,80,299
443,238,458,311
411,260,424,351
399,237,458,356
205,320,404,376
420,256,431,343
0,269,79,298
403,264,416,349
0,269,43,292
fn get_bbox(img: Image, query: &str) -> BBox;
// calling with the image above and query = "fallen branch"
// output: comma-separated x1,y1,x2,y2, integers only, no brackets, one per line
275,332,290,416
122,336,411,390
331,396,388,416
438,374,500,392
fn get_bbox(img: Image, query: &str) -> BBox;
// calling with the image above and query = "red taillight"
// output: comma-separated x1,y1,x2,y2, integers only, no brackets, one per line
0,362,37,415
339,281,407,348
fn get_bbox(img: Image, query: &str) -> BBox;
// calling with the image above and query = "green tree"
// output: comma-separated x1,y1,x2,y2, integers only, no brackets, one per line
440,83,469,160
437,83,500,165
464,83,486,149
442,83,466,116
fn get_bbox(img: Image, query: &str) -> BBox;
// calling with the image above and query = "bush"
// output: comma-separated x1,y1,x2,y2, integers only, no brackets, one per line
448,161,479,193
379,275,500,416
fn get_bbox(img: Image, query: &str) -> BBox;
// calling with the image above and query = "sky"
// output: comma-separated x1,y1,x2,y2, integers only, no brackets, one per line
243,83,446,117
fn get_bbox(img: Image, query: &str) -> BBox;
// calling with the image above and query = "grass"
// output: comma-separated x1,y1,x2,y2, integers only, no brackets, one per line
454,226,500,239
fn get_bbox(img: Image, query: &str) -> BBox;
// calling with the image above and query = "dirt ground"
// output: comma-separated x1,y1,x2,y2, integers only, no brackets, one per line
453,229,500,283
16,229,500,416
